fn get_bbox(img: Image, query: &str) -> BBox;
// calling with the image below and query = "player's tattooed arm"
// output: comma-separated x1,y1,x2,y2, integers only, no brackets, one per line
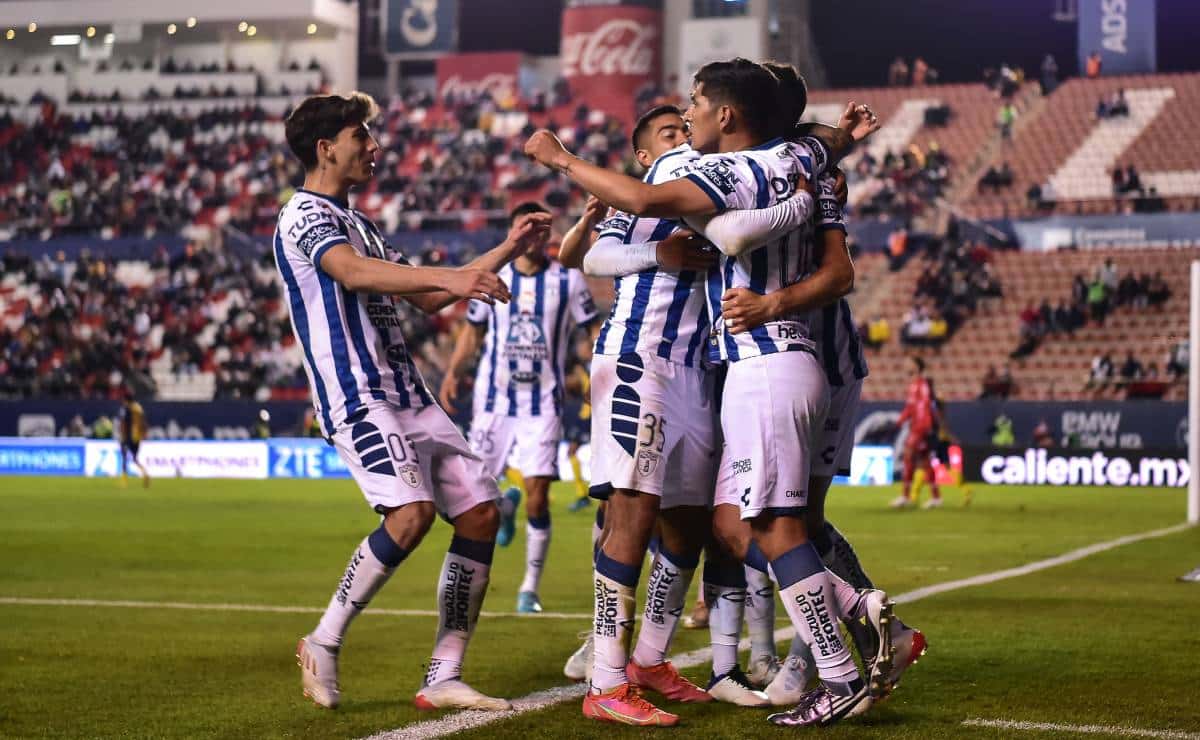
319,244,511,303
720,231,854,335
405,212,551,313
794,102,881,164
437,321,487,415
525,130,717,219
558,196,607,269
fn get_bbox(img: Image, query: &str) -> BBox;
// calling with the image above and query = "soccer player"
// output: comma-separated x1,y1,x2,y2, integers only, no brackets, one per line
438,202,599,614
277,92,541,712
720,170,927,703
892,357,940,509
563,348,594,511
526,58,882,727
117,390,150,488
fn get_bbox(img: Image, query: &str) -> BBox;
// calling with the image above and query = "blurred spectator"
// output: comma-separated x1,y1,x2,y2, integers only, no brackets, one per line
1087,274,1110,325
1085,352,1114,392
1097,88,1129,119
1040,54,1059,94
979,364,1014,399
978,162,1014,193
1146,271,1171,309
996,102,1017,140
1167,340,1189,380
863,315,891,350
888,57,910,86
912,57,930,86
1032,418,1055,448
1086,51,1102,78
60,414,88,437
1118,351,1144,385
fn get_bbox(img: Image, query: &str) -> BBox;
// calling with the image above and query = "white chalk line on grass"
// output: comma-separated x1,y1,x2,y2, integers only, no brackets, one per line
0,597,591,621
364,521,1194,740
962,718,1200,740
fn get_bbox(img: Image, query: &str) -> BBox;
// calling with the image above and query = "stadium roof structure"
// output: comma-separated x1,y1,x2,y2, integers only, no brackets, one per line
0,0,357,45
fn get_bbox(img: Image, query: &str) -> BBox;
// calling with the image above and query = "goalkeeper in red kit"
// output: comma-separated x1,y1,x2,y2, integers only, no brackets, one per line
891,357,940,509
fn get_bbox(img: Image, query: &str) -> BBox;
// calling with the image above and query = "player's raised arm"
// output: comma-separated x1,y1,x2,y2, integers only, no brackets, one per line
318,245,511,304
525,130,717,219
403,211,551,313
558,196,607,269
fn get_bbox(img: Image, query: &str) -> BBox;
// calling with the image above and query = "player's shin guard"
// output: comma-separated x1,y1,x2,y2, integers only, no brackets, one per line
704,558,747,678
592,506,604,557
426,535,494,686
631,546,698,667
772,543,861,688
818,521,875,590
519,513,551,595
744,543,776,669
591,551,640,691
313,525,408,648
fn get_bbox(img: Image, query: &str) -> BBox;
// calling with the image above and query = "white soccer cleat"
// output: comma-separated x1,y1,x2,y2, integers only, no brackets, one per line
563,631,593,682
414,679,512,711
922,497,944,510
889,495,914,509
765,650,818,706
296,635,340,709
747,653,781,688
857,590,896,697
706,666,771,707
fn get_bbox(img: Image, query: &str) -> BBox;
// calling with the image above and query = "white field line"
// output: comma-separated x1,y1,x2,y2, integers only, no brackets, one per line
962,718,1200,740
364,521,1194,740
0,597,590,620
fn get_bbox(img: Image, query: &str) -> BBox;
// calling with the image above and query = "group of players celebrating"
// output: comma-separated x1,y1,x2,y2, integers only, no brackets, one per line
277,56,926,729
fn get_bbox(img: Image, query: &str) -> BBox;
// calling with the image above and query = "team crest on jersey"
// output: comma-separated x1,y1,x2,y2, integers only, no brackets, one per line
505,314,549,364
398,463,422,489
637,448,660,476
696,158,740,195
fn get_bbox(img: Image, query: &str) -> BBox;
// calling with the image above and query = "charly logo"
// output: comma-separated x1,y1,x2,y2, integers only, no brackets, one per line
562,19,657,78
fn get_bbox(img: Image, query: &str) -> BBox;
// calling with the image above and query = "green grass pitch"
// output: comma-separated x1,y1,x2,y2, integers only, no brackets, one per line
1,477,1198,739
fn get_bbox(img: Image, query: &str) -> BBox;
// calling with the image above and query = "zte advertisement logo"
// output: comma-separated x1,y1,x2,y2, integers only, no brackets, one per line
969,447,1188,488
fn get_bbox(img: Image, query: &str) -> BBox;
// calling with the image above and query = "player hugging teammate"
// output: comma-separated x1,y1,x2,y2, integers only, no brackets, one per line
526,57,925,728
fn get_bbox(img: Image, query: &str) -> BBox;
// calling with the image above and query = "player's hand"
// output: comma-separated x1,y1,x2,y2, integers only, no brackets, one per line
440,268,511,304
831,167,848,207
437,375,460,415
721,287,781,334
503,211,553,257
525,129,571,170
655,229,718,272
838,101,881,142
579,195,607,230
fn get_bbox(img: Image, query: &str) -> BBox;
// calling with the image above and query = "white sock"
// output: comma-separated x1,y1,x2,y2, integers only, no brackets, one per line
704,560,746,678
519,516,551,594
827,569,866,620
772,544,860,687
630,548,697,667
591,551,640,692
312,527,406,648
745,565,776,665
426,535,494,686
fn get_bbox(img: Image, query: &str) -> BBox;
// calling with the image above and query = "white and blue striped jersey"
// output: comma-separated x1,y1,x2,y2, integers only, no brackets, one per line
683,135,833,364
808,174,869,387
593,143,712,368
466,261,597,418
273,188,433,438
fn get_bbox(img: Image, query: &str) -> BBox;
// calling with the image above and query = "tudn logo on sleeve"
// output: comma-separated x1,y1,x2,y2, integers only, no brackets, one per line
696,158,740,195
442,561,475,632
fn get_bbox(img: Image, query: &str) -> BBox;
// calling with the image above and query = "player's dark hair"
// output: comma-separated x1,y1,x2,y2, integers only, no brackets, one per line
509,201,550,225
762,61,808,137
912,356,926,373
692,58,778,140
285,92,380,171
631,104,682,153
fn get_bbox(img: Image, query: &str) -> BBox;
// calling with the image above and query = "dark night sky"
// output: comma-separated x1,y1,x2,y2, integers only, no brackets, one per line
446,0,1200,89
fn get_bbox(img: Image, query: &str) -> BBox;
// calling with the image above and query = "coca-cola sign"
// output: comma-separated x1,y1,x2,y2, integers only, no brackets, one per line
435,52,522,102
561,5,662,124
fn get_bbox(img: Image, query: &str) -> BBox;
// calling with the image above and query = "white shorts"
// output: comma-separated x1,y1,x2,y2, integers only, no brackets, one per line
331,402,500,520
715,352,829,519
811,380,862,478
468,411,562,479
588,353,717,509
